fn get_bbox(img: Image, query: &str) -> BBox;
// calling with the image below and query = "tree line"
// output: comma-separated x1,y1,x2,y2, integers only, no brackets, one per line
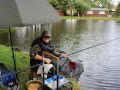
48,0,120,17
113,3,120,17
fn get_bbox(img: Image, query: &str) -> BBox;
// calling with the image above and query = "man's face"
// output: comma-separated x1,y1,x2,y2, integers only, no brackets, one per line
42,36,51,44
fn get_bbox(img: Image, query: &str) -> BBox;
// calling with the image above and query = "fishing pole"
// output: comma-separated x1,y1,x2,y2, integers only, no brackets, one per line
59,37,120,75
2,37,119,81
69,37,120,56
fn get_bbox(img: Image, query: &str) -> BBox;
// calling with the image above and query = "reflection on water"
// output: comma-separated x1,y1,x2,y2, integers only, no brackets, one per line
0,20,120,90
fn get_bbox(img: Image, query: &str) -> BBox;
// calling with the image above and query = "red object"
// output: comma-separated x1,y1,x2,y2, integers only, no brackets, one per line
57,10,64,16
68,61,76,70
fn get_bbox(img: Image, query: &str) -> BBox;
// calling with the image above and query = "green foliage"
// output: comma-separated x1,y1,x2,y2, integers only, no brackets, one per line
48,0,112,16
113,3,120,17
84,0,111,9
74,0,91,16
48,0,90,16
67,0,76,8
48,0,68,10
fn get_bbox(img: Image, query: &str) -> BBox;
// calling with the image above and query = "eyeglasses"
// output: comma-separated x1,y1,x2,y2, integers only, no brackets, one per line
43,36,50,39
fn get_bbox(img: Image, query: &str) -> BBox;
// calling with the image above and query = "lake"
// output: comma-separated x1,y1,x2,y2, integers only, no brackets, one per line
0,20,120,90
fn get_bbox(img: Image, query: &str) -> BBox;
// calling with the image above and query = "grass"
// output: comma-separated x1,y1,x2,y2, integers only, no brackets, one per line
0,45,29,70
0,45,81,90
0,28,16,34
0,45,29,90
61,16,120,21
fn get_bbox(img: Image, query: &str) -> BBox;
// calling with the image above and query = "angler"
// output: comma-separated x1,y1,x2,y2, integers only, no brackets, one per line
30,31,68,79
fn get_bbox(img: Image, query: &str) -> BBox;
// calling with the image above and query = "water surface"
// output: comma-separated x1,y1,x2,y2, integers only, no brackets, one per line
0,20,120,90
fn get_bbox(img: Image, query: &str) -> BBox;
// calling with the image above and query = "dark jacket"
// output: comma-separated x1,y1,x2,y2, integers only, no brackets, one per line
30,37,59,71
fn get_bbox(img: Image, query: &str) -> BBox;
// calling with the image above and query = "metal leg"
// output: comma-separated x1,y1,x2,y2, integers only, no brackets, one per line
57,61,59,90
9,28,17,73
42,54,45,90
9,28,19,86
42,66,44,89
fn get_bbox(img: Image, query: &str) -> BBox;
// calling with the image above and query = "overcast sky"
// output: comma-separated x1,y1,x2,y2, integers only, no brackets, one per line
112,0,120,5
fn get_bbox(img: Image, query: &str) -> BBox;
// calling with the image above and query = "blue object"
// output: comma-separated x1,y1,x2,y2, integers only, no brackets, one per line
1,71,16,86
45,78,54,84
45,75,69,90
52,75,64,80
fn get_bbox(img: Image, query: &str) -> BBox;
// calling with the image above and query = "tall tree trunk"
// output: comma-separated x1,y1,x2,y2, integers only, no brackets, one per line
77,10,79,17
70,7,72,16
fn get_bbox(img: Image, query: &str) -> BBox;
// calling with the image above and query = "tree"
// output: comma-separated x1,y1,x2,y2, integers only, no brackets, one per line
98,0,112,8
67,0,76,15
113,3,120,17
48,0,68,10
85,0,112,9
74,0,91,16
48,0,69,15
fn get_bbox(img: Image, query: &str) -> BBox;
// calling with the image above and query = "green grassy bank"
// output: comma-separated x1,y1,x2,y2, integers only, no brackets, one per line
61,16,120,21
0,45,29,89
0,45,29,70
0,45,81,90
0,28,16,34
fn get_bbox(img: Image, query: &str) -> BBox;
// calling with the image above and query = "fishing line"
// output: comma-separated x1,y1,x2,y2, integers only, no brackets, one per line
69,37,120,56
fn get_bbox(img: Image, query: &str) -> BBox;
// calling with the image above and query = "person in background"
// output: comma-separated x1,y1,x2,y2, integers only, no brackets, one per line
30,31,67,79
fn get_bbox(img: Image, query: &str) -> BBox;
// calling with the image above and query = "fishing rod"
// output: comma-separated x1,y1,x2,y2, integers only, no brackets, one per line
59,37,120,76
2,37,119,81
69,37,120,56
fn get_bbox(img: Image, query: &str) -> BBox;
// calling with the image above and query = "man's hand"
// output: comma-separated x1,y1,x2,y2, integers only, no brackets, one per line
44,58,51,64
60,53,68,58
35,54,51,64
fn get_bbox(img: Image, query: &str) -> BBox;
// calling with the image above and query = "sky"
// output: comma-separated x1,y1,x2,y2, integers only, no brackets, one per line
112,0,120,5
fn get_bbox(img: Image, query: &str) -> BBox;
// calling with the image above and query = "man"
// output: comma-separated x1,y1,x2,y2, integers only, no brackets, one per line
30,31,67,79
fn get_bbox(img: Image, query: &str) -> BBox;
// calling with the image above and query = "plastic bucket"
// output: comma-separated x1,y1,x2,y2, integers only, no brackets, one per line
26,80,42,90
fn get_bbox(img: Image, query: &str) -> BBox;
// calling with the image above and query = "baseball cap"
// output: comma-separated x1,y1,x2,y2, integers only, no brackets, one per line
41,31,51,37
